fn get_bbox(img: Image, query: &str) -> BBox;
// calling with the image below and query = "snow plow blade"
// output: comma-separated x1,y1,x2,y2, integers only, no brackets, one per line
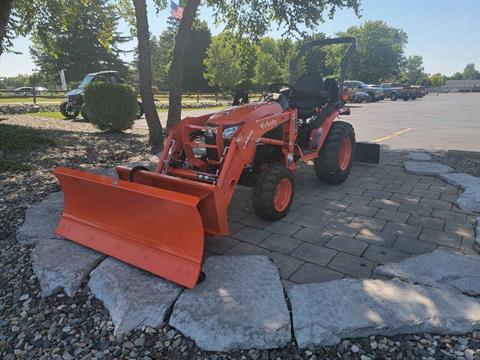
54,167,205,288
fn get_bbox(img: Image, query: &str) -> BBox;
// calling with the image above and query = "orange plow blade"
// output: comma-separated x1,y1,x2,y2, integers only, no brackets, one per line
54,167,205,288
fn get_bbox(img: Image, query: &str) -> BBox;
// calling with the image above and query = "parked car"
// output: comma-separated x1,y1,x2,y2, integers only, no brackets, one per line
412,85,427,98
344,81,384,102
350,91,370,103
60,71,144,120
13,86,47,96
380,83,418,101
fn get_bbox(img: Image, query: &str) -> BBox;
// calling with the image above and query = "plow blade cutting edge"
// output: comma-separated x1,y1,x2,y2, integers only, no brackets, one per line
54,167,205,288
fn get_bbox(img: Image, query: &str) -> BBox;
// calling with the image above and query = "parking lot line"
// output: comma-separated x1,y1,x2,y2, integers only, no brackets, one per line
372,128,412,143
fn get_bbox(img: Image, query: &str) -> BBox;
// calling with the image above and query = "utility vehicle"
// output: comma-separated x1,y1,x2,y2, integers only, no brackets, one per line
60,71,144,120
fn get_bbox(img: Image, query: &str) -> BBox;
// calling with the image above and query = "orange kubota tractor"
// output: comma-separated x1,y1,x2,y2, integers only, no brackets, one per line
54,37,379,288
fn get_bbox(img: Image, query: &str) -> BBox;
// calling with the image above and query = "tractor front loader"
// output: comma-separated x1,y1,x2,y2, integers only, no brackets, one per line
54,37,380,288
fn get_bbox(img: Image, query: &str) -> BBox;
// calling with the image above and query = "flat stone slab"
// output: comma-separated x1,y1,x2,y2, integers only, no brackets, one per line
408,152,432,161
16,192,63,245
32,238,105,297
289,278,480,348
169,256,291,351
457,187,480,213
404,161,453,175
439,173,480,190
88,258,182,335
375,249,480,296
439,173,480,213
476,217,480,248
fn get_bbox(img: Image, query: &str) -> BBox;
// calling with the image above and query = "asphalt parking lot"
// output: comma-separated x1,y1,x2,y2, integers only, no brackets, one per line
137,92,480,152
347,92,480,151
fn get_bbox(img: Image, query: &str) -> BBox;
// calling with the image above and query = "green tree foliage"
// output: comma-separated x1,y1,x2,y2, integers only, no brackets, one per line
84,82,137,132
404,55,424,84
430,73,445,87
331,21,407,84
463,63,480,80
29,0,129,82
203,33,252,91
253,52,282,87
1,73,47,88
449,72,464,80
149,19,211,91
183,21,212,91
204,33,336,91
167,0,361,128
205,0,360,39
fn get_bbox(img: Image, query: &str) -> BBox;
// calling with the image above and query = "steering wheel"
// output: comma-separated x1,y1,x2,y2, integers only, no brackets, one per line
267,83,297,97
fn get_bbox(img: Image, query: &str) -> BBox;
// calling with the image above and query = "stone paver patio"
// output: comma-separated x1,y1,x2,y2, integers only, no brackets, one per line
16,148,480,351
206,150,477,285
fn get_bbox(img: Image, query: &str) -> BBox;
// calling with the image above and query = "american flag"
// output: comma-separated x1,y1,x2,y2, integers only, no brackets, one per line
170,1,184,20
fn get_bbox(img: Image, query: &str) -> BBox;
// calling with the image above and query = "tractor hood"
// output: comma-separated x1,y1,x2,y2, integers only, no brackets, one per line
66,88,83,97
206,102,282,127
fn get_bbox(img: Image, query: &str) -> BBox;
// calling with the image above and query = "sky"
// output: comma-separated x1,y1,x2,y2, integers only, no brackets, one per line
0,0,479,78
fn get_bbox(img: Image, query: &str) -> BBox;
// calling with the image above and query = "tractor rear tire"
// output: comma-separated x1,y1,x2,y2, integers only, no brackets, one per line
137,101,144,119
253,164,294,220
315,121,356,185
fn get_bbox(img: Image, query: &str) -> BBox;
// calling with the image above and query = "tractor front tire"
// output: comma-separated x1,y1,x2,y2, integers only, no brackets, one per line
253,164,294,220
315,121,356,185
60,101,79,119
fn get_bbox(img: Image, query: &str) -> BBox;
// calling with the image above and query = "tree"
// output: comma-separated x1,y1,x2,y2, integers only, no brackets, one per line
430,73,445,87
167,0,361,128
254,51,282,87
449,72,464,80
149,19,211,91
331,21,407,84
166,0,201,130
463,63,480,80
0,0,13,55
203,33,247,91
183,20,212,91
404,55,424,84
30,0,129,82
132,0,164,151
205,0,360,39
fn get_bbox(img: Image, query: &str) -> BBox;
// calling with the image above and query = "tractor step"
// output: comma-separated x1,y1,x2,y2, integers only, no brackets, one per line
354,142,380,164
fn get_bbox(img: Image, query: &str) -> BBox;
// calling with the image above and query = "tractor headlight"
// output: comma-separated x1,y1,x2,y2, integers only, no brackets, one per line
222,126,240,139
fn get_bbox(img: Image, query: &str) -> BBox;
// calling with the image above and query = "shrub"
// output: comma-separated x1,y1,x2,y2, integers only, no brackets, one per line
84,82,137,132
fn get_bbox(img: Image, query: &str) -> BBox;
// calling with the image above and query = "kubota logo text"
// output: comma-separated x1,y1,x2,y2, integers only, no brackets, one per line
259,119,277,130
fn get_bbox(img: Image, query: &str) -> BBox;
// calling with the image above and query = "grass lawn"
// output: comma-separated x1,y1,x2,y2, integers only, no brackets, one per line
35,111,66,119
0,97,62,104
0,124,59,172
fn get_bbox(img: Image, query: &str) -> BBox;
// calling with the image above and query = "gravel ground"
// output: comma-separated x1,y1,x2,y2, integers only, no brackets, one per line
431,152,480,178
1,114,480,359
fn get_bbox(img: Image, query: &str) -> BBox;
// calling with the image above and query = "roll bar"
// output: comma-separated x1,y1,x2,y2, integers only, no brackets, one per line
289,37,356,103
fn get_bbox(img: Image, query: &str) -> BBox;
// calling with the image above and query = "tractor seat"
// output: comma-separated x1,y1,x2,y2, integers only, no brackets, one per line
290,73,328,119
